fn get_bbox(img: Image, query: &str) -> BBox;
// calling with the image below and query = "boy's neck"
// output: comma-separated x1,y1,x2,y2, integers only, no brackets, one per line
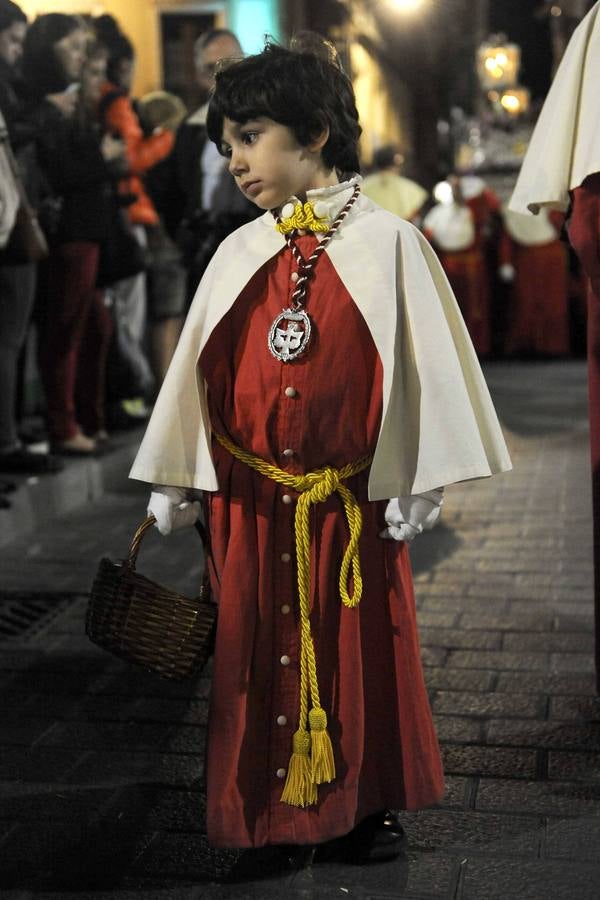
295,168,340,202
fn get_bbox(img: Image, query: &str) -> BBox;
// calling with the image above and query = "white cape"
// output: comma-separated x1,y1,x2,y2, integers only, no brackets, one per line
510,1,600,214
130,193,511,499
502,206,558,246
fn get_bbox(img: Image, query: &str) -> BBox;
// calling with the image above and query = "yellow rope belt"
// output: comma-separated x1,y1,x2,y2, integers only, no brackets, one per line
214,432,372,807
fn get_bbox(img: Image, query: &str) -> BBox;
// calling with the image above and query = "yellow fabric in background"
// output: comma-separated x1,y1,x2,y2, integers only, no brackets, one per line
362,172,428,221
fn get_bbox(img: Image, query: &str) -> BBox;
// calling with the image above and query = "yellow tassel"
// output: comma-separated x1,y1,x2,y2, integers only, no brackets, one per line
309,707,336,784
280,729,317,807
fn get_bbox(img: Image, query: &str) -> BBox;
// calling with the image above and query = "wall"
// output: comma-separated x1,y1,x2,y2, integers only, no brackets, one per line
18,1,281,95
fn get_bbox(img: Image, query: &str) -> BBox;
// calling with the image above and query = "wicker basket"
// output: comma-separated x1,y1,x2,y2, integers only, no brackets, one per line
86,516,217,681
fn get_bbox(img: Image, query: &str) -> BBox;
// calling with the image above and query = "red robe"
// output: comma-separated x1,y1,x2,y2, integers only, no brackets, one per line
198,234,444,848
569,172,600,688
499,212,570,356
424,189,499,357
435,245,491,357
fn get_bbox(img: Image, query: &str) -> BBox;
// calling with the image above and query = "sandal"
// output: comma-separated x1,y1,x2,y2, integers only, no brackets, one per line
51,433,97,456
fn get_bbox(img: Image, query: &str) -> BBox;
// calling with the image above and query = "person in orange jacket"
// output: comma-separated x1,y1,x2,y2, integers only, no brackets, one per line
93,14,177,417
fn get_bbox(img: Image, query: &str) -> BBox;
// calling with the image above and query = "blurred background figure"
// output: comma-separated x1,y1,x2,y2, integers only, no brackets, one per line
149,28,258,306
22,15,124,456
362,143,428,224
423,175,495,357
0,2,63,476
136,89,187,384
94,13,175,420
498,206,570,357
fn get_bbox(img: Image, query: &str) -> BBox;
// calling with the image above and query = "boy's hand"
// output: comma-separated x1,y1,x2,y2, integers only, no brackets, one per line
380,490,444,543
148,485,200,535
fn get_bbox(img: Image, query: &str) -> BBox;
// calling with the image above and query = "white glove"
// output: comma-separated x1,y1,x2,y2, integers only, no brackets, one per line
147,485,201,536
380,489,444,543
498,263,515,283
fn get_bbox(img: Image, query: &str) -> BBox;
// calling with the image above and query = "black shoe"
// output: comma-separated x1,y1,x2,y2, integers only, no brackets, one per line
314,810,406,865
0,448,64,474
18,425,48,445
0,480,16,493
0,494,10,510
362,809,407,862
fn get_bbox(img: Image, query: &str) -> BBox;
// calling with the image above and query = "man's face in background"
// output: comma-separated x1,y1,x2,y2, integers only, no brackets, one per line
195,33,242,101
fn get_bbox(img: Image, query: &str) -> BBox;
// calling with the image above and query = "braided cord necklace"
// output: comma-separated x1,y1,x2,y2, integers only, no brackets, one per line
268,183,361,362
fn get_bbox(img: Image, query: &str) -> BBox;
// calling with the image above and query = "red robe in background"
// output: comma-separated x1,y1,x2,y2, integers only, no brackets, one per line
569,172,600,684
198,234,444,848
499,208,570,356
423,199,492,356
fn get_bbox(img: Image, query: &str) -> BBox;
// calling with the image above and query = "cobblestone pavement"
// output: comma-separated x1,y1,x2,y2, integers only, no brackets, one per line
1,361,599,898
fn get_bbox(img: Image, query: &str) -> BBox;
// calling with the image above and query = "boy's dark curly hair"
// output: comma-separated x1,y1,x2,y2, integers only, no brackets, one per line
206,41,362,176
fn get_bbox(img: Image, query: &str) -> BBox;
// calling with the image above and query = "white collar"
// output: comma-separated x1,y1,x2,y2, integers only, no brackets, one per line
278,176,361,223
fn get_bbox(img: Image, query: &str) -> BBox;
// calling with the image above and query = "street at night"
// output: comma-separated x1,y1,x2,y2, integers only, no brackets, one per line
3,0,600,896
1,361,599,897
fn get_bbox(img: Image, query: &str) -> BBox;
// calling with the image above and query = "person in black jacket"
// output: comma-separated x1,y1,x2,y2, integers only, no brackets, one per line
148,28,259,305
23,16,125,454
0,0,63,479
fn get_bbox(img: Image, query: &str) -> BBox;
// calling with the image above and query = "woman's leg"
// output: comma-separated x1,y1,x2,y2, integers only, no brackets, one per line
75,289,113,437
0,262,36,452
38,242,100,444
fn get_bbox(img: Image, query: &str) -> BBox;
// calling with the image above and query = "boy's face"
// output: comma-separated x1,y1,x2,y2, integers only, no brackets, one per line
221,116,332,210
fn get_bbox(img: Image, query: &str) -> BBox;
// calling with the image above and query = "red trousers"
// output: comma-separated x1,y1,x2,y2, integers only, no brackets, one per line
38,241,113,442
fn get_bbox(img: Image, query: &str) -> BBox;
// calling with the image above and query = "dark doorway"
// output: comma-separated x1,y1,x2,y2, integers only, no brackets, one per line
488,0,553,100
160,12,216,111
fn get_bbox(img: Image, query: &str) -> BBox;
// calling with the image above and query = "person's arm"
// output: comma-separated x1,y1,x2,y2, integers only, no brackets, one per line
497,226,515,283
31,102,110,195
568,172,600,282
144,145,183,237
103,94,174,175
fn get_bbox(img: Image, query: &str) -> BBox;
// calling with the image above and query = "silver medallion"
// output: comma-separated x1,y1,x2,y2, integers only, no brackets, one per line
268,308,312,362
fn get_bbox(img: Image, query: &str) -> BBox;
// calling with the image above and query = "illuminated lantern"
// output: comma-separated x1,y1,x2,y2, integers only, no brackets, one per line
499,87,531,117
477,38,521,90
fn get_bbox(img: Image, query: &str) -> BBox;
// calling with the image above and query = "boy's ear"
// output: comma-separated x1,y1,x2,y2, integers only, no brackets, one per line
307,122,330,154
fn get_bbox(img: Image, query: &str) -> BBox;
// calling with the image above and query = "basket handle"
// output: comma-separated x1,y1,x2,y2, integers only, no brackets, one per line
127,515,157,569
126,514,211,571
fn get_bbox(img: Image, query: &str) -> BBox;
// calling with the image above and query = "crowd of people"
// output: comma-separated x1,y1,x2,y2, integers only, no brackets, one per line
0,3,256,498
0,0,583,506
363,149,585,361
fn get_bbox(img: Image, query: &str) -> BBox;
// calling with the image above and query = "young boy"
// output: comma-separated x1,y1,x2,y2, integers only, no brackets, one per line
130,41,511,861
